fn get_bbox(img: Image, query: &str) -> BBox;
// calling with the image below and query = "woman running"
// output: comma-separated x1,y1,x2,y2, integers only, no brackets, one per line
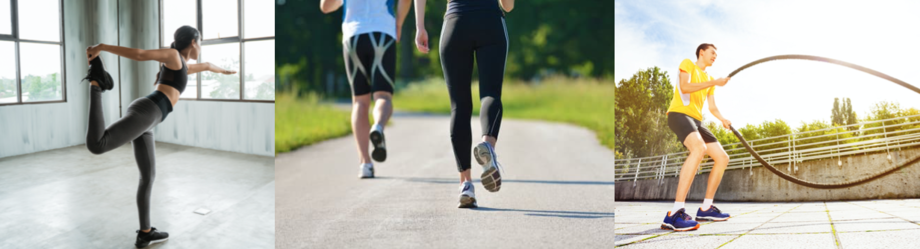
83,25,236,248
320,0,412,178
415,0,514,208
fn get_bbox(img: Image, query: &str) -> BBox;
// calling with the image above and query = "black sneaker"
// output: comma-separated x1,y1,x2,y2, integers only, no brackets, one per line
135,227,169,248
369,124,387,162
84,56,114,91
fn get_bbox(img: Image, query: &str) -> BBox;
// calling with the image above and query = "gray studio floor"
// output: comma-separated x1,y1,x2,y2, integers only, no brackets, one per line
0,142,274,249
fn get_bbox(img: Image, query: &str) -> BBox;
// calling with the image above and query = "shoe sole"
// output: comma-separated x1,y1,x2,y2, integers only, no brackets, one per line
86,57,114,91
660,223,700,231
135,238,168,248
696,216,731,222
458,195,477,208
474,143,501,192
370,130,387,162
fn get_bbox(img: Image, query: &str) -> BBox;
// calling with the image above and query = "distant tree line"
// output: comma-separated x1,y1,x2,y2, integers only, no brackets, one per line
276,0,615,97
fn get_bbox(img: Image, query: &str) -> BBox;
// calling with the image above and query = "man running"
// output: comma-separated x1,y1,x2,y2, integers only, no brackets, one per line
320,0,412,178
661,43,733,231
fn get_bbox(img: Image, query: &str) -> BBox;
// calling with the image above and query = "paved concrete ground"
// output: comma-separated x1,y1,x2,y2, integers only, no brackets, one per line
615,199,920,248
276,114,616,248
0,143,275,249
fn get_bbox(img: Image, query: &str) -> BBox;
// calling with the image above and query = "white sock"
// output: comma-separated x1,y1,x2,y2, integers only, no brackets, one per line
374,123,384,132
671,202,685,216
702,199,713,211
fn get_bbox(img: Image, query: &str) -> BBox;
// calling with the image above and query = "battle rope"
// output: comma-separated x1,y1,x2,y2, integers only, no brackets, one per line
726,55,920,189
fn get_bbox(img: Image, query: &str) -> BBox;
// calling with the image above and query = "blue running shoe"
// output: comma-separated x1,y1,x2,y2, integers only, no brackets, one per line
661,208,700,231
696,205,731,221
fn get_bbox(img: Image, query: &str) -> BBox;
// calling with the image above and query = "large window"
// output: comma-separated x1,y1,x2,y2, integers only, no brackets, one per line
0,0,65,105
160,0,275,102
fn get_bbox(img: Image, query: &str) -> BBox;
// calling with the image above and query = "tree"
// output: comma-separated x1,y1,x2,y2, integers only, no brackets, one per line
705,121,740,152
831,97,843,126
844,98,858,131
737,119,792,155
203,59,241,99
614,67,679,158
863,101,904,138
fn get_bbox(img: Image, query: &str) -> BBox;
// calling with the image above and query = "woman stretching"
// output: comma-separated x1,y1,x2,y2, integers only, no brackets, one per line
83,25,236,248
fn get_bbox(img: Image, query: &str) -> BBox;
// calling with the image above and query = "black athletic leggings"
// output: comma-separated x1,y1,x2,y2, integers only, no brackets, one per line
440,10,508,172
85,86,164,230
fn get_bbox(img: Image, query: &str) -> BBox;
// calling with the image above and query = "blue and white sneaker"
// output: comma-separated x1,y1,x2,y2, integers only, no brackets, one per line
696,205,731,221
359,163,374,179
474,142,502,192
458,181,477,208
661,208,700,231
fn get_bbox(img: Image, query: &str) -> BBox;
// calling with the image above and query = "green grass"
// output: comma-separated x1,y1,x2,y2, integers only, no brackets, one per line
275,77,615,154
275,93,351,154
396,77,615,150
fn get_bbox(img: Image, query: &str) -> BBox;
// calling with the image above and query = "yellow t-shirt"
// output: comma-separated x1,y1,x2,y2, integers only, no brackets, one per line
666,59,715,121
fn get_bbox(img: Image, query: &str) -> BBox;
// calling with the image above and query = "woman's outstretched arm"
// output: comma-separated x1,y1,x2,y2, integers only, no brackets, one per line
187,62,236,75
86,43,178,65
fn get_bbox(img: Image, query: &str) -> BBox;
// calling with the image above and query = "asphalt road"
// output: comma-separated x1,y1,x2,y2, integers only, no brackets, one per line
276,113,616,248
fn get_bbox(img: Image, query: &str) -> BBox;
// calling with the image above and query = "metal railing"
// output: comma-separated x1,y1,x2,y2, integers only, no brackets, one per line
614,114,920,185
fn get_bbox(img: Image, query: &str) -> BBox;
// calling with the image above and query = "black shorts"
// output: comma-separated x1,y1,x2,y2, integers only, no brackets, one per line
667,112,718,146
343,32,396,96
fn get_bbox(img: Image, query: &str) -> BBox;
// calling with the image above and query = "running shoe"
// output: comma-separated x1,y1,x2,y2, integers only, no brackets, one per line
359,163,374,179
135,227,169,248
696,205,731,221
85,56,114,91
370,124,387,162
458,181,477,208
661,208,700,231
474,142,502,192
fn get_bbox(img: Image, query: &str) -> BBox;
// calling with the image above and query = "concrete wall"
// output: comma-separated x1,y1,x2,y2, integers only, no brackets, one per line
153,101,275,156
615,147,920,202
0,0,275,158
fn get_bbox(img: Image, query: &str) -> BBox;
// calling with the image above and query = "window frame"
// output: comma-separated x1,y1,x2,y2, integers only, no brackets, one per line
0,0,67,106
158,0,275,103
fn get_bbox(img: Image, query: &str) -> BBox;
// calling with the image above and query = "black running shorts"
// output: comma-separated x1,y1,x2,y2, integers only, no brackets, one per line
343,32,396,96
667,112,718,146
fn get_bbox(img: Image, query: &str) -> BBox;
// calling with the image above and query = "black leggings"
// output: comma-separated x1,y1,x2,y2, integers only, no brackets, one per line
85,86,163,230
439,10,508,172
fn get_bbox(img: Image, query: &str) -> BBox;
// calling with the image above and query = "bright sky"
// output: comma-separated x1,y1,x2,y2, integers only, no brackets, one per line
201,42,240,99
19,0,59,42
0,41,13,80
615,0,920,129
0,0,10,35
203,0,239,39
244,0,275,38
163,0,197,46
19,43,60,77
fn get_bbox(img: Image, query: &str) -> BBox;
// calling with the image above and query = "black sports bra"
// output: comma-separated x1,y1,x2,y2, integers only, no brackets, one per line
156,51,189,93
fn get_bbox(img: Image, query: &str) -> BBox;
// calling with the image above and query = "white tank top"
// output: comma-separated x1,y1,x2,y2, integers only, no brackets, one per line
341,0,397,41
